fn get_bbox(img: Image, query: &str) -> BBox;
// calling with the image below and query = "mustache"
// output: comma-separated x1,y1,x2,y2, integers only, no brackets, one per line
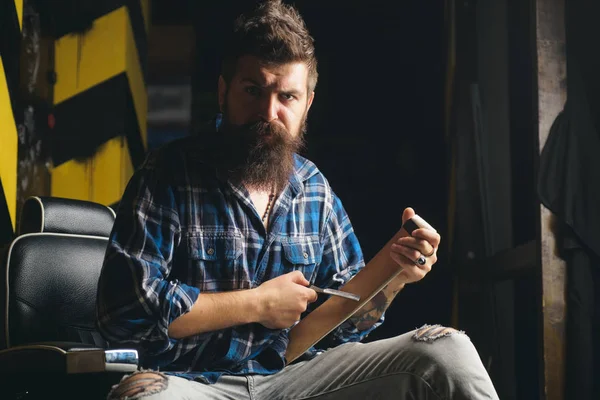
223,120,305,153
230,120,288,140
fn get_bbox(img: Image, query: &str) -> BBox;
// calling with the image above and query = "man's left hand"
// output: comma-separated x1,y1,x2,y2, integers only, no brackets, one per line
390,207,441,285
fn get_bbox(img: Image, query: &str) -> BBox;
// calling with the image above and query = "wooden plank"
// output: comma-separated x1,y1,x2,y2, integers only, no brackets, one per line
533,0,567,398
459,240,537,282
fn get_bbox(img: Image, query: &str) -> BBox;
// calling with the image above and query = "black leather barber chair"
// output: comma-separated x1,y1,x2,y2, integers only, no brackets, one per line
0,196,138,399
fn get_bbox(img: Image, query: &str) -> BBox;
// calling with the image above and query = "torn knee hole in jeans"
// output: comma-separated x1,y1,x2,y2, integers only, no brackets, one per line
108,370,168,399
412,324,466,342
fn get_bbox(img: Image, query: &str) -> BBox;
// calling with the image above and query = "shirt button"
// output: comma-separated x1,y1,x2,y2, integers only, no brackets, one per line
303,252,309,259
207,248,215,255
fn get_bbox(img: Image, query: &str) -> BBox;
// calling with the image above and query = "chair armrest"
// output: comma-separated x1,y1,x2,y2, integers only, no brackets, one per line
0,342,138,374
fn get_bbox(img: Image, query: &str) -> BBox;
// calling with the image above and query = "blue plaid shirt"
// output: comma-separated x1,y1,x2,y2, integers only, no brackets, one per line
96,134,383,383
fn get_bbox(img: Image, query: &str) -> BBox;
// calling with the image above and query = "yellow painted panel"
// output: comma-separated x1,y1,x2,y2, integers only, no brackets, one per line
91,137,128,205
90,136,134,206
51,159,91,201
54,7,128,104
140,0,151,32
51,5,145,204
125,7,147,148
14,0,23,30
0,57,18,229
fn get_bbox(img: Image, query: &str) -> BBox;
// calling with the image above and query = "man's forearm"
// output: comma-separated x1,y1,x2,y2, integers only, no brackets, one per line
168,290,260,339
348,277,406,331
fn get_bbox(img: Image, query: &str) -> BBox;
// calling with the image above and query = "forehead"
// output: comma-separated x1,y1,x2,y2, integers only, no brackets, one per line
233,55,309,91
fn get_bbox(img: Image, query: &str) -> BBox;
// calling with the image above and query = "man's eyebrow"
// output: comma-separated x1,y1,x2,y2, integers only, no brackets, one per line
241,78,264,86
240,78,303,96
281,88,303,97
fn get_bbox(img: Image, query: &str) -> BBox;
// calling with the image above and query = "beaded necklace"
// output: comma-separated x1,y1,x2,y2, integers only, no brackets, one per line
261,188,275,222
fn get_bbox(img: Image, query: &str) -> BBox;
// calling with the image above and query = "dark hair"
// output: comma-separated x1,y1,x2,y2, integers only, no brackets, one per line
221,0,318,93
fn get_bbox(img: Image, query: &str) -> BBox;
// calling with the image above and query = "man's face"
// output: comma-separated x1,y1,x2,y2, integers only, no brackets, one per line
209,55,315,191
218,55,314,138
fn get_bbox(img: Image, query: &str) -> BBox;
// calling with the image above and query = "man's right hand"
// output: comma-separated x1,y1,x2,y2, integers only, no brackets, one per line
255,271,318,329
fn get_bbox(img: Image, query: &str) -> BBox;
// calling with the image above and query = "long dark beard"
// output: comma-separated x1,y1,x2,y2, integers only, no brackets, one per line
203,118,305,191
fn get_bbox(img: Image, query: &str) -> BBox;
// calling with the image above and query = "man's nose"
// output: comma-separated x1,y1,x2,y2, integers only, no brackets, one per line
258,95,279,122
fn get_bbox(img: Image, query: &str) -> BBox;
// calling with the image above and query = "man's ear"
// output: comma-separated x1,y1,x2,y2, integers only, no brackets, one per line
218,76,227,112
307,91,315,111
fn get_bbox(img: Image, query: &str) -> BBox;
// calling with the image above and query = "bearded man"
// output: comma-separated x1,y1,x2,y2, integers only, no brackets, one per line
96,1,499,399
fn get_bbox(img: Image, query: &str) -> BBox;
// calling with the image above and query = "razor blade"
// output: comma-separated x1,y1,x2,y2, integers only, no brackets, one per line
309,285,360,302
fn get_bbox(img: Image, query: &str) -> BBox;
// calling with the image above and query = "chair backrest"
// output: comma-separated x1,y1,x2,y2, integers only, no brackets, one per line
18,196,116,237
1,196,116,350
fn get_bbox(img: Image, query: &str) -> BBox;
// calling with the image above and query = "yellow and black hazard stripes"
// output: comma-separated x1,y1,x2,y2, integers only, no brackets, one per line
50,1,149,207
0,0,23,245
0,59,19,245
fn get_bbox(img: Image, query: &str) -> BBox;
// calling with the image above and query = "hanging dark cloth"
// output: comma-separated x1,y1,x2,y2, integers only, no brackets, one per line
537,1,600,395
538,67,600,400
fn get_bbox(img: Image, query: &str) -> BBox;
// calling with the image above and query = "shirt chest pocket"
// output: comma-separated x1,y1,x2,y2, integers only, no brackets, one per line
281,237,323,281
187,231,244,291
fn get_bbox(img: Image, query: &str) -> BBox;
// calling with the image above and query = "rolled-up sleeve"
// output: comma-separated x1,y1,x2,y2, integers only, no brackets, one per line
96,157,200,357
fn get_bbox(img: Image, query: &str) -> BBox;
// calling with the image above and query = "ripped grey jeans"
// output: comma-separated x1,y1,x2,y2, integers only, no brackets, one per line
108,325,499,400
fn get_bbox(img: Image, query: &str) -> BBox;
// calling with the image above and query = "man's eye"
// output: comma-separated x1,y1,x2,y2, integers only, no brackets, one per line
245,87,260,96
280,93,295,101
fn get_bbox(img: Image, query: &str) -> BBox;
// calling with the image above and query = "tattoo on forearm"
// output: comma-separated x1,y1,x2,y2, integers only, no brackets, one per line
349,284,403,331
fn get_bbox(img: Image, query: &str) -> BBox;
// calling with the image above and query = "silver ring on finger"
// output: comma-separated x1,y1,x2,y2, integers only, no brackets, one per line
416,255,427,266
